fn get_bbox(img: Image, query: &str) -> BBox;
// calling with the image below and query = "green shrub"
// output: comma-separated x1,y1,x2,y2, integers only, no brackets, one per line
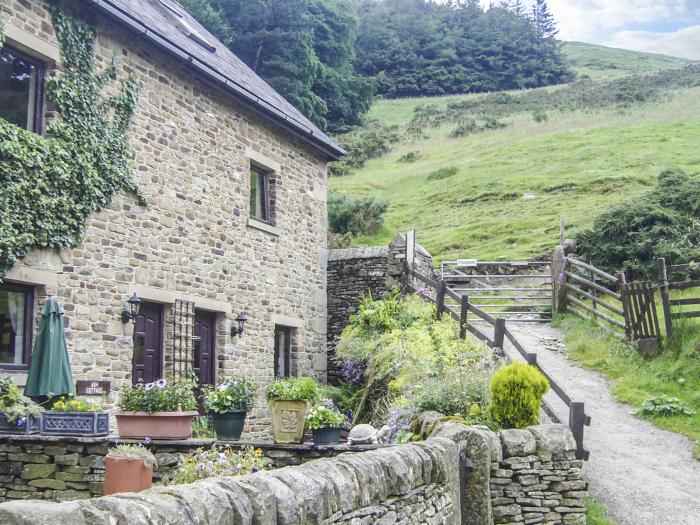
532,109,548,122
397,150,421,163
328,193,388,237
427,166,458,181
164,446,265,485
265,377,319,401
576,169,700,278
635,395,694,417
202,377,256,414
489,362,549,429
118,378,197,413
328,123,402,177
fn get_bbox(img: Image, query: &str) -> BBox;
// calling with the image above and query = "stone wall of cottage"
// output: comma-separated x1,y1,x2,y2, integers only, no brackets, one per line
1,0,329,438
0,437,461,524
327,234,435,383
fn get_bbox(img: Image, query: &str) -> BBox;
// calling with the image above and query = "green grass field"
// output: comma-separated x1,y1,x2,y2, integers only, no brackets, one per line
562,41,691,80
331,86,700,263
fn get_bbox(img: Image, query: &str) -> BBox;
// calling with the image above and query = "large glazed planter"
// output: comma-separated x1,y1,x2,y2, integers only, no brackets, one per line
0,414,40,435
312,427,342,445
104,455,153,495
40,411,109,436
115,411,198,439
269,400,309,444
211,411,247,441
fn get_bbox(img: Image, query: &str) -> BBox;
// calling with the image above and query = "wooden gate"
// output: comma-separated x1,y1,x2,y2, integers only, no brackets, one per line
621,282,661,353
441,260,552,322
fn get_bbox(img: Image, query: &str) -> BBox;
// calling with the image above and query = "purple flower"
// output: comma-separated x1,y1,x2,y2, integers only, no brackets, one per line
155,379,167,388
145,382,155,391
15,417,26,427
252,466,259,473
341,360,365,385
557,272,565,285
144,437,152,445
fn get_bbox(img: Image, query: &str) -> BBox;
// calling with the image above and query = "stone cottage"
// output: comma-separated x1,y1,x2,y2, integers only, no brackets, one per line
0,0,343,436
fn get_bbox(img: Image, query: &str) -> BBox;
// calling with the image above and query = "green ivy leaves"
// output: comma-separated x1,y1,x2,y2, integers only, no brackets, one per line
0,3,142,277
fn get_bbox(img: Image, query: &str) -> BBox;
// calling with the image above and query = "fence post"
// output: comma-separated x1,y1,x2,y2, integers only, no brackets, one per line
459,295,469,339
436,280,447,320
657,257,673,339
493,318,506,349
525,352,537,366
618,272,632,340
551,245,567,314
569,401,590,461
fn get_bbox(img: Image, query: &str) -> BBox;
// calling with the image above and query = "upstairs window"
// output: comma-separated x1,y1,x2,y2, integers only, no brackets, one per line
0,283,34,370
0,46,43,132
250,164,271,223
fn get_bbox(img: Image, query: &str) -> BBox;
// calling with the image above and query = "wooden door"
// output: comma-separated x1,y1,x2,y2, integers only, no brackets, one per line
194,310,216,387
132,302,163,385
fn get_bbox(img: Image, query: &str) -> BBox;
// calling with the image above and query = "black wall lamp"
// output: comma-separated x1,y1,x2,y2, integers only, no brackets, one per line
121,293,142,324
231,312,247,338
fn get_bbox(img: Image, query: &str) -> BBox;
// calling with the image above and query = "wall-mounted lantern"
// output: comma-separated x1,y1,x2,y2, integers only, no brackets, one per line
231,312,247,338
121,293,142,324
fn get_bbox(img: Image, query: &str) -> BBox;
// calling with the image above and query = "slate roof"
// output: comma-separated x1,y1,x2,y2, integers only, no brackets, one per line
86,0,344,159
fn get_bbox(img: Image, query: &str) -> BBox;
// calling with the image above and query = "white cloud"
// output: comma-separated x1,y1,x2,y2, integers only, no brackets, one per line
608,24,700,59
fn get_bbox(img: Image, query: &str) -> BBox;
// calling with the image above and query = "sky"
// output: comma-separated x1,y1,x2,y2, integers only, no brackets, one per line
500,1,700,60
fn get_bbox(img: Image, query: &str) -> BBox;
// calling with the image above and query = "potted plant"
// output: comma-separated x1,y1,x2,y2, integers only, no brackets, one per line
306,399,347,445
0,375,42,434
266,377,319,444
203,377,255,441
104,444,157,495
116,378,198,439
163,445,266,485
40,394,109,436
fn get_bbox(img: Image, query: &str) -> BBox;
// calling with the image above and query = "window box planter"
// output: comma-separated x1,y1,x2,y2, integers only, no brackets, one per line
211,411,247,441
269,400,309,444
115,411,198,440
40,411,109,436
0,414,40,435
312,427,342,445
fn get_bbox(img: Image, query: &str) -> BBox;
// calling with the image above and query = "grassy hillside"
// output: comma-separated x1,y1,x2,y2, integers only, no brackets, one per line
329,68,700,263
561,41,691,80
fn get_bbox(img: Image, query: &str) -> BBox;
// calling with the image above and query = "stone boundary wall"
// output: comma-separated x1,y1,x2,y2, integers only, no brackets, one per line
421,413,588,525
0,437,461,525
327,234,435,383
0,435,382,502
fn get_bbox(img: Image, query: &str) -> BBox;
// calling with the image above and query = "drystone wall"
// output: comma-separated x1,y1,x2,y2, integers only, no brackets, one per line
0,437,462,525
0,435,382,502
327,234,435,383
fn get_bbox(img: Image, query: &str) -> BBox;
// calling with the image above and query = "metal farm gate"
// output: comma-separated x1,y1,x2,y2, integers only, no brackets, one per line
441,259,553,322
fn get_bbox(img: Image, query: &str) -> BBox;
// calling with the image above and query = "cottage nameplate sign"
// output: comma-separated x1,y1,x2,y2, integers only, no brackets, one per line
76,380,111,396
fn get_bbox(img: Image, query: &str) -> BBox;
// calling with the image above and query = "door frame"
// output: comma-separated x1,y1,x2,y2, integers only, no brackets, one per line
131,301,164,385
194,309,217,387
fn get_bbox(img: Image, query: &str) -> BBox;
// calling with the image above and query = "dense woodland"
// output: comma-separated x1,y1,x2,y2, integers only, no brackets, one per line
182,0,570,132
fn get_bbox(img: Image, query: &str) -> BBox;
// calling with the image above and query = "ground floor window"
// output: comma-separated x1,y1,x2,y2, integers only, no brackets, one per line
274,325,295,378
0,283,34,370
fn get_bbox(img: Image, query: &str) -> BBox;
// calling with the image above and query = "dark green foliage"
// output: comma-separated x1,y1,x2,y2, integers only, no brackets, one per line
489,362,549,429
636,395,694,418
397,151,421,163
577,169,700,279
181,0,374,132
329,123,402,177
0,6,141,278
449,116,507,138
355,0,571,98
427,167,458,181
328,193,388,237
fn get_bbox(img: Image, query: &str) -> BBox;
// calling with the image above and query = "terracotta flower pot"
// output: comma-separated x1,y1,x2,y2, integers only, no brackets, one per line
115,411,198,440
269,400,309,444
104,455,153,495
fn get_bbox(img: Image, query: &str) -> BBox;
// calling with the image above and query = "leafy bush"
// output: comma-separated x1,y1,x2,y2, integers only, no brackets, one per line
397,150,421,163
0,374,42,424
50,394,102,412
328,193,388,237
305,399,347,429
576,169,700,278
414,365,493,419
635,395,694,418
329,123,402,177
203,377,255,414
265,377,319,401
107,444,156,467
118,378,198,413
427,166,458,181
450,116,507,137
489,362,549,429
532,109,548,123
164,446,266,485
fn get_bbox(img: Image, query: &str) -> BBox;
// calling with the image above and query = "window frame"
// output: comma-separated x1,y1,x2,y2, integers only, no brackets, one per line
249,163,272,224
0,282,35,371
0,44,45,134
273,325,294,379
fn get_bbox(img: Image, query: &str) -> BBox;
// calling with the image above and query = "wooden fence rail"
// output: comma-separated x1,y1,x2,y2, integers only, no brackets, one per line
657,257,700,338
406,264,591,460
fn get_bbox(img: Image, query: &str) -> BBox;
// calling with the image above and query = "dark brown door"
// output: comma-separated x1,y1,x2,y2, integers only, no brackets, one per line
132,302,163,385
194,310,216,387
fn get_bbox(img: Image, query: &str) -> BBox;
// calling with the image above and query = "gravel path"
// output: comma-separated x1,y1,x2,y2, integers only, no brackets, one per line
505,323,700,525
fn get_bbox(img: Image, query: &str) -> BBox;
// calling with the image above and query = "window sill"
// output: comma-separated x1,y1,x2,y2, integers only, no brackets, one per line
247,218,281,236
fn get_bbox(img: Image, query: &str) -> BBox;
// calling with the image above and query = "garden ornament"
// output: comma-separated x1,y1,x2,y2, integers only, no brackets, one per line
347,424,391,445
